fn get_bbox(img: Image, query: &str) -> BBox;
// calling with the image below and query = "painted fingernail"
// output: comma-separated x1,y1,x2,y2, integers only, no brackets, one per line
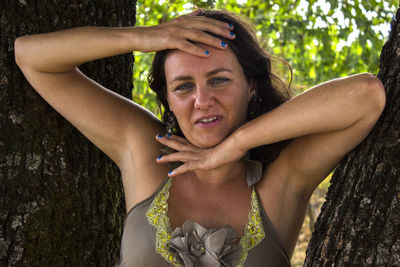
166,133,172,138
228,24,233,29
230,31,235,37
168,171,173,176
204,50,210,55
221,41,227,47
157,156,163,160
157,134,163,138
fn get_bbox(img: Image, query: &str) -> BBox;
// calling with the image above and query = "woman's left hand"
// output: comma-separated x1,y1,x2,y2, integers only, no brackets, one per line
155,134,246,176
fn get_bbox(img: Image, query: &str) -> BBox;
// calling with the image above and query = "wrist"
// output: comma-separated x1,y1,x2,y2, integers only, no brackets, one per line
126,26,158,53
119,26,142,52
230,126,250,156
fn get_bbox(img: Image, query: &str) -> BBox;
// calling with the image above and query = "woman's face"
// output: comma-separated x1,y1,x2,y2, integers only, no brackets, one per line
165,45,253,148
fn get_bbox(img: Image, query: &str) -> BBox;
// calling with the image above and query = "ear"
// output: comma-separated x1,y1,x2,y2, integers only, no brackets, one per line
248,79,256,101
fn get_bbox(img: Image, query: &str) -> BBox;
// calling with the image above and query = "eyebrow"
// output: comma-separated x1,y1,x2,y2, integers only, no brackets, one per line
168,68,232,84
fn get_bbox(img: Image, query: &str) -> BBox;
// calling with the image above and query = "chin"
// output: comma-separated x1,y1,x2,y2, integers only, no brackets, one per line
195,141,219,149
191,134,226,148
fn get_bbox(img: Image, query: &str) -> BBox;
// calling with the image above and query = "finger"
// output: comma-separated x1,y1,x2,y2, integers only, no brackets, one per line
181,15,233,31
170,15,235,41
182,28,231,50
164,134,191,145
168,29,229,57
192,17,235,39
156,134,199,151
168,161,200,177
174,14,230,29
179,17,235,41
165,38,209,57
156,151,197,164
156,134,188,147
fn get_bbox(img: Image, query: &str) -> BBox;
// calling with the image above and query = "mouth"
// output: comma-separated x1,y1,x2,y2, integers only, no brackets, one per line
195,116,221,128
199,116,218,123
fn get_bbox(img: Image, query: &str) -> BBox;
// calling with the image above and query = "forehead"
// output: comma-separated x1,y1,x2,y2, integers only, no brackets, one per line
164,45,242,80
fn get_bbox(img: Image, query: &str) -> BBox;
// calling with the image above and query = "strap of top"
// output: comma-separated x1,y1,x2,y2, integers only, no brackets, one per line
244,154,263,187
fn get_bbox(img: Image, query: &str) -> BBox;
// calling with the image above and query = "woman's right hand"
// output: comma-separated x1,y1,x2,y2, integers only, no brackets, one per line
135,9,236,57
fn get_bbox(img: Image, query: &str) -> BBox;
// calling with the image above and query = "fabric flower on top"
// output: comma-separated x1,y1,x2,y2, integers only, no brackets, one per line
169,220,242,267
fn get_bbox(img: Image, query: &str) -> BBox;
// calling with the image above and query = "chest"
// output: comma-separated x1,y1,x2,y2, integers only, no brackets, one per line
167,179,252,237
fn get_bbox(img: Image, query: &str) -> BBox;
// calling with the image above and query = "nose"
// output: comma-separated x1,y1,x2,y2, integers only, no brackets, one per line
194,86,215,111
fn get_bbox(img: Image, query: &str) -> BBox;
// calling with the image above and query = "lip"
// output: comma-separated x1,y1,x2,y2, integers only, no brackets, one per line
194,115,223,128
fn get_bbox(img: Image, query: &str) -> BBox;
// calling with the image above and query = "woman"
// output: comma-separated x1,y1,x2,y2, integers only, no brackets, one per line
15,9,385,267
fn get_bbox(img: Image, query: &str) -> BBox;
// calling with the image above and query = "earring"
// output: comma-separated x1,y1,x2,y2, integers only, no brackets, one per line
248,94,262,119
165,111,178,134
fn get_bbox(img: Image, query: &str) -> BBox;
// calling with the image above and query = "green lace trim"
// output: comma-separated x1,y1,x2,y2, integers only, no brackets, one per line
145,177,265,266
145,178,180,266
237,188,266,266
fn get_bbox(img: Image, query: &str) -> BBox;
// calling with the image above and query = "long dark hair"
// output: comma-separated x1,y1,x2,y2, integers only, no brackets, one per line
148,9,292,165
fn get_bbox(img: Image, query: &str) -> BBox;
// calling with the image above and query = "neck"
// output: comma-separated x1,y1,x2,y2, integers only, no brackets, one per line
186,159,247,188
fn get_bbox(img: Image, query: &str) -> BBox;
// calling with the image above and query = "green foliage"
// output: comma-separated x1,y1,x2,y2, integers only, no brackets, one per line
132,0,193,117
133,0,397,115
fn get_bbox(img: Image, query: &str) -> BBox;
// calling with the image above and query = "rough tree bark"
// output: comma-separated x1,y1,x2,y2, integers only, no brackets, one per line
0,0,136,266
304,7,400,267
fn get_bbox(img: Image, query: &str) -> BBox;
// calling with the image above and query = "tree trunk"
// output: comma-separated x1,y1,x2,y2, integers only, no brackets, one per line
304,7,400,267
0,0,136,266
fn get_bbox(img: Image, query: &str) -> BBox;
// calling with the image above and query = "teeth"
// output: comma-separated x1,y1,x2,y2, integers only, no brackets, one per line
200,117,217,123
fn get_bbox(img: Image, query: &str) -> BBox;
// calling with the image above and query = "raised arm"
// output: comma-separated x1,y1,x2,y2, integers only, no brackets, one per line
233,73,386,255
14,26,165,167
234,73,385,194
14,12,235,209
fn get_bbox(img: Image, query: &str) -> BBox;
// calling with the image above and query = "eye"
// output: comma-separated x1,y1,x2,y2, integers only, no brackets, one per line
174,82,194,92
209,77,231,85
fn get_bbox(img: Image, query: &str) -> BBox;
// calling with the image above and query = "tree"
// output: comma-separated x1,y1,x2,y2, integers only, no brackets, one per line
0,0,136,265
304,6,400,266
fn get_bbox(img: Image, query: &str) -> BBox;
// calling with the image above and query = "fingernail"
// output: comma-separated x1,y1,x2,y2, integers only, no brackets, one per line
157,156,162,160
230,31,235,37
166,133,172,138
157,134,163,138
221,41,227,47
168,171,173,176
228,24,233,29
204,50,210,55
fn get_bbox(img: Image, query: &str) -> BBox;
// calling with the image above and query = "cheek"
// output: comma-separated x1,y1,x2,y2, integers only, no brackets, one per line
231,91,250,121
230,87,251,107
169,96,183,112
168,97,191,125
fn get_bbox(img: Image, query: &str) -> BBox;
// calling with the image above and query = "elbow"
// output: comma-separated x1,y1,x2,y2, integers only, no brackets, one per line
14,36,26,68
14,36,34,71
360,73,386,116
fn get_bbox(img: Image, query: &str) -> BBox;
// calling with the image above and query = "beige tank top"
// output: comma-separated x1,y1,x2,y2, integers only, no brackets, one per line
118,158,291,266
